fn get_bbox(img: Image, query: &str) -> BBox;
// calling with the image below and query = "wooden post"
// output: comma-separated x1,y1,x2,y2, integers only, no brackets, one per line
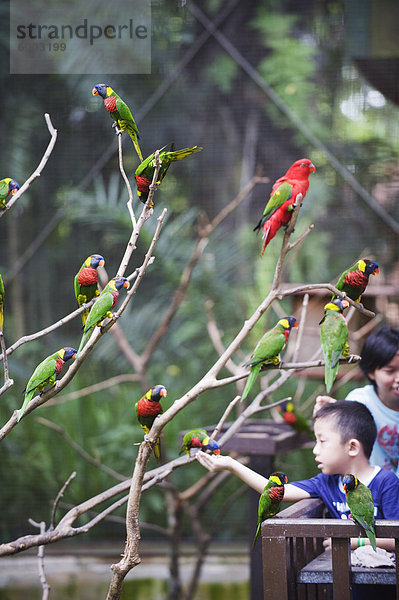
331,537,351,600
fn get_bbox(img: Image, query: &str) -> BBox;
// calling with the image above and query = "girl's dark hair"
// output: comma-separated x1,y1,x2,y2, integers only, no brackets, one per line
359,326,399,384
314,401,377,459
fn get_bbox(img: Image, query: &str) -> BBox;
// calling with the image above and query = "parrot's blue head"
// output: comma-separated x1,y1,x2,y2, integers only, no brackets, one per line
9,179,20,195
113,277,130,291
90,254,105,269
342,473,357,492
202,437,220,455
151,385,167,401
92,83,108,98
364,260,379,276
61,347,78,361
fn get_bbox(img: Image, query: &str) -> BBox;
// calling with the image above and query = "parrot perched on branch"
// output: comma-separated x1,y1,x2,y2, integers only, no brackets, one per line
241,317,298,402
276,400,314,438
0,274,4,331
332,259,379,306
253,472,288,547
77,276,130,354
92,83,143,161
254,158,315,256
342,474,377,551
320,298,350,393
0,178,20,209
18,347,77,422
135,144,202,207
135,385,167,461
74,254,105,325
179,428,221,456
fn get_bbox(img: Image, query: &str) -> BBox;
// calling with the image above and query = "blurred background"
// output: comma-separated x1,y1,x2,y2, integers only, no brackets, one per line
1,0,399,598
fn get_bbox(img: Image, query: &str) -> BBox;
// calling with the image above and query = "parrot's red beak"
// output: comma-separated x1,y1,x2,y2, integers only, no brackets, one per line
92,87,99,96
309,163,316,173
160,388,167,397
342,300,350,309
294,321,299,328
72,353,77,359
99,259,105,267
213,449,221,455
373,268,379,275
11,188,18,195
123,281,130,289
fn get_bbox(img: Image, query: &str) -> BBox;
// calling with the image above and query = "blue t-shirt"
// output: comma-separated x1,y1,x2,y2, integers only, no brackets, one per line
292,468,399,520
346,385,399,476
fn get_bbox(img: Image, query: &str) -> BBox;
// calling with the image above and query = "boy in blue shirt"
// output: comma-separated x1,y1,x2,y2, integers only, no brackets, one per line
197,400,399,551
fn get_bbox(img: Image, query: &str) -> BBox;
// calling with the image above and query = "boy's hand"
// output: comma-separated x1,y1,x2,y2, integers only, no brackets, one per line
196,452,232,472
313,395,336,417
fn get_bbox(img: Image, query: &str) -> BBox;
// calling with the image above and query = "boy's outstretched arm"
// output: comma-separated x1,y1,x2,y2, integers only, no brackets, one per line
196,452,310,502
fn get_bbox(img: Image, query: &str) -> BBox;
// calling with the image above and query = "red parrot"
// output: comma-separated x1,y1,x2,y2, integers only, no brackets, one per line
254,158,315,256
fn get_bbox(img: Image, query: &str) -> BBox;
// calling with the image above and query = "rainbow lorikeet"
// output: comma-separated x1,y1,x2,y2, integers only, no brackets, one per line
332,259,379,306
254,158,315,256
342,474,377,551
253,472,288,547
135,385,167,461
18,347,77,422
77,276,130,354
74,254,105,325
135,144,202,207
0,178,20,209
179,428,221,456
241,317,298,402
92,84,143,162
320,298,350,393
0,274,4,331
277,400,314,438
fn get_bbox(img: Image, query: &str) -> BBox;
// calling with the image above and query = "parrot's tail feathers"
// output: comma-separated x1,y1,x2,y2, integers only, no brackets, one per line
365,529,377,552
129,133,143,162
17,391,34,422
324,363,339,394
260,228,271,257
241,364,262,402
169,146,202,162
252,524,261,548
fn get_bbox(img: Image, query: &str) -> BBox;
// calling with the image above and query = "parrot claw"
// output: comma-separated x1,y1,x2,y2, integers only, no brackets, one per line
112,123,123,136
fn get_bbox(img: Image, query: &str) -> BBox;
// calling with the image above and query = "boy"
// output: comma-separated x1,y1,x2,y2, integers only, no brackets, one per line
317,326,399,475
197,401,399,551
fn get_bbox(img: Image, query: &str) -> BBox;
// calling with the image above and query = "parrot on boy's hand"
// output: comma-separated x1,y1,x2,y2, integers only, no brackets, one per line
74,254,105,325
135,144,202,206
18,347,77,422
253,472,288,547
179,428,221,455
135,385,167,461
342,474,377,551
77,276,130,354
0,178,20,209
320,298,350,393
92,83,143,161
0,274,4,331
276,400,314,438
241,317,298,402
332,259,379,306
254,158,315,256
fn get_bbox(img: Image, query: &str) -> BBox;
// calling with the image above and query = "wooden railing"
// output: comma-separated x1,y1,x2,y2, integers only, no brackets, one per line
261,498,399,600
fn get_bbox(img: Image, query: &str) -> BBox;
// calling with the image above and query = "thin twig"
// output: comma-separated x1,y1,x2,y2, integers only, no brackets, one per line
27,520,50,600
118,133,137,228
0,114,58,218
50,472,76,530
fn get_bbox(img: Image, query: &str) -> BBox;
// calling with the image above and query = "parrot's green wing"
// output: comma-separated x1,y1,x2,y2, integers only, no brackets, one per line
251,329,287,365
347,482,376,551
77,288,114,354
320,310,348,393
262,181,293,222
0,274,4,331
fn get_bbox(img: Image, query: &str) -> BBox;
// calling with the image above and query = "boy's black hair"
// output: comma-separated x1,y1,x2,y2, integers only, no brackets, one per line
359,326,399,386
314,401,376,459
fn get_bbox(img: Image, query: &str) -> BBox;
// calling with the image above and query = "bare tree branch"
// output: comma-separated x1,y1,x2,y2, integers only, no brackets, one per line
0,114,58,218
28,520,51,600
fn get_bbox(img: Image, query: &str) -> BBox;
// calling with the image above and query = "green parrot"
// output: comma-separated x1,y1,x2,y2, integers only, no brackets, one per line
342,474,377,551
179,428,221,455
92,83,143,162
74,254,105,325
135,144,202,206
18,347,77,422
0,274,4,331
332,259,379,306
253,471,288,547
77,276,130,354
0,178,20,209
135,385,167,461
276,400,314,438
320,298,350,393
241,317,298,402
